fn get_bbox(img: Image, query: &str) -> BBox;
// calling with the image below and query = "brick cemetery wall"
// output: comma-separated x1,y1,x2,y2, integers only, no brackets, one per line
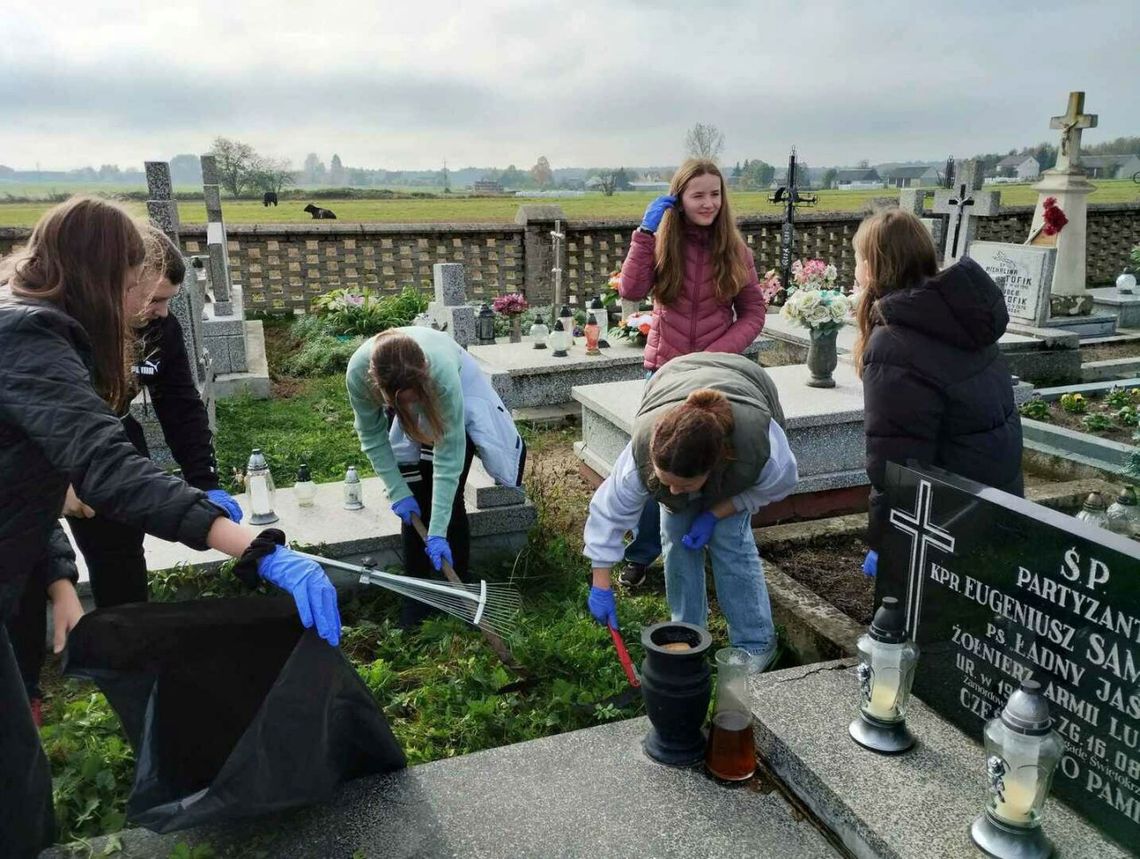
2,201,1137,302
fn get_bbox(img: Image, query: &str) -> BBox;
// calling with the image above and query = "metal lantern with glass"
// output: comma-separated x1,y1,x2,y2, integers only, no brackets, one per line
849,596,919,754
705,647,757,781
589,296,610,348
294,463,317,507
476,303,496,346
245,448,279,525
529,319,549,349
343,465,364,510
1076,491,1109,529
970,680,1065,859
558,305,575,345
547,319,571,357
1105,485,1140,536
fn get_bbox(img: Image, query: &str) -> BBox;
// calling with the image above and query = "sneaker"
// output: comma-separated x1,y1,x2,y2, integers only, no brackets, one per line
748,647,778,675
29,697,43,729
618,563,648,588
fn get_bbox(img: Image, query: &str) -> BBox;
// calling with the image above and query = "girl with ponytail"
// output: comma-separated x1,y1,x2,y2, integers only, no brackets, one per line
582,353,798,669
346,326,524,626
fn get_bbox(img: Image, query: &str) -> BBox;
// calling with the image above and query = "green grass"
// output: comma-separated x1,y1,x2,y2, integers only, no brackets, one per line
3,181,1135,228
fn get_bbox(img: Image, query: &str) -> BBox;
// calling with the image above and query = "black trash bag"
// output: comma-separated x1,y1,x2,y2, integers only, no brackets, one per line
63,595,405,833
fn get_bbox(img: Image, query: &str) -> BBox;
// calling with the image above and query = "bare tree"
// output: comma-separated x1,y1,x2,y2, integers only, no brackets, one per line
208,137,258,196
249,156,296,195
685,123,725,162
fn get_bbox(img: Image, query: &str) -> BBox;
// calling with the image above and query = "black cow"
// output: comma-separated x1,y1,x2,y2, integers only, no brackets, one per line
303,203,337,220
262,192,278,207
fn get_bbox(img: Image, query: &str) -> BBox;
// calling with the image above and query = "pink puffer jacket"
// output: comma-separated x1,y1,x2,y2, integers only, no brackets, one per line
619,225,766,371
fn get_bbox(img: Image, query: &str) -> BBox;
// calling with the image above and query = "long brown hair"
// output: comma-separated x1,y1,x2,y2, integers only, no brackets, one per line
851,209,939,376
0,196,146,410
368,331,446,445
650,389,734,477
654,159,750,306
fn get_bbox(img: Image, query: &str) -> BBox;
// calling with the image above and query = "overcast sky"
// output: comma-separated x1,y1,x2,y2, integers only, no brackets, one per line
2,0,1138,172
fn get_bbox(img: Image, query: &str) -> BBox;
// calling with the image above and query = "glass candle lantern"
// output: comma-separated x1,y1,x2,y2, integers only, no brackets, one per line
246,449,279,526
705,647,756,781
529,320,549,348
1076,491,1109,529
1106,485,1140,536
343,465,364,510
589,296,610,348
970,680,1065,859
849,596,919,754
294,463,317,507
583,317,601,356
476,303,496,345
558,305,575,345
547,320,571,357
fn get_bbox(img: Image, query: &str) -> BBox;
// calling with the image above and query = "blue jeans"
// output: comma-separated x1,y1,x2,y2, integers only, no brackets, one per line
660,505,776,656
624,501,661,566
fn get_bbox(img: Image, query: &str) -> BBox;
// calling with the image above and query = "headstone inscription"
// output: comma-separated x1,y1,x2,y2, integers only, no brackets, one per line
966,241,1057,328
877,463,1140,850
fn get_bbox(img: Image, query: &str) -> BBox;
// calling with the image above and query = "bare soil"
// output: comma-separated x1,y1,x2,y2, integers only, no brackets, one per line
762,535,876,626
1081,342,1140,364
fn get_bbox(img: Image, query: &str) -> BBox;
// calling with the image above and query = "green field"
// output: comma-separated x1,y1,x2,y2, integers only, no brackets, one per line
1,181,1136,228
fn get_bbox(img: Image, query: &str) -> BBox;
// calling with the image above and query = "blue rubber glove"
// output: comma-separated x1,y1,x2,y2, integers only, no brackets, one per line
425,536,453,571
588,585,618,628
681,511,718,550
257,546,342,646
640,195,677,233
391,496,422,526
206,488,243,523
862,550,878,578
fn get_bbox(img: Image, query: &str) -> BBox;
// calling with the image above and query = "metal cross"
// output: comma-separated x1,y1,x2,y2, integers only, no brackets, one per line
1049,91,1097,172
889,478,957,642
768,147,816,300
946,183,975,260
550,219,564,326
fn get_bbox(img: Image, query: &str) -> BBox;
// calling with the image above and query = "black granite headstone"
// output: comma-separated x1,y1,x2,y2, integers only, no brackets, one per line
876,463,1140,849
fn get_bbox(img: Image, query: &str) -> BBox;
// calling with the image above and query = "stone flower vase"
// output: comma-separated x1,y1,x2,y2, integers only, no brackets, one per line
639,622,713,766
806,327,839,388
509,315,523,344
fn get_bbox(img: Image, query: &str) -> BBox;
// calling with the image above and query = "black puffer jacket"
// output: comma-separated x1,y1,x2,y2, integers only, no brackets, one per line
863,256,1023,549
0,295,224,585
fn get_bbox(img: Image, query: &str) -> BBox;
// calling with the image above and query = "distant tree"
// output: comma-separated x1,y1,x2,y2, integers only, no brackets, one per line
329,154,346,186
208,137,258,196
738,159,775,190
530,155,554,188
96,164,122,182
685,123,725,162
303,153,326,185
499,164,527,189
169,154,202,185
442,161,451,193
822,168,838,190
1087,136,1140,156
856,158,870,169
792,161,811,188
732,161,742,179
249,157,296,195
613,167,632,191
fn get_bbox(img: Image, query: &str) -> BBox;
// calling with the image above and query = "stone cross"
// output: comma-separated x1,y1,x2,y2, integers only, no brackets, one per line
200,154,232,312
428,263,476,347
931,160,999,265
1050,91,1098,173
146,161,207,383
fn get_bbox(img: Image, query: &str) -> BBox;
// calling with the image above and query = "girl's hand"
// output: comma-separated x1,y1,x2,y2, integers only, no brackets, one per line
47,580,85,654
62,484,95,519
640,195,677,233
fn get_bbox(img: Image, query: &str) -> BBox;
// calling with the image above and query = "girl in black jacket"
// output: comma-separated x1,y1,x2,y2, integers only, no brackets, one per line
853,210,1023,565
0,197,340,856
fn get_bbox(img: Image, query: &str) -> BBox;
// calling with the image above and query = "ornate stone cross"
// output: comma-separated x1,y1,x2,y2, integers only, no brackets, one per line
1050,91,1098,173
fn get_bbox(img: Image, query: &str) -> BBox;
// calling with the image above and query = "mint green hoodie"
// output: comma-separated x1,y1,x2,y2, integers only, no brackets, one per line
345,327,466,537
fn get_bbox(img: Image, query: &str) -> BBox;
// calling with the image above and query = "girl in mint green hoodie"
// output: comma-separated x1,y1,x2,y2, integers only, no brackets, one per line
346,326,524,625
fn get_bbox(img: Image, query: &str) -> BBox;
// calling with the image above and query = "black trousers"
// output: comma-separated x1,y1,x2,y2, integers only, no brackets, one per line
0,574,57,856
397,435,476,628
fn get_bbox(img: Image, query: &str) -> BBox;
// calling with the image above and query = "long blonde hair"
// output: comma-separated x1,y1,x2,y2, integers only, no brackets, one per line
368,331,446,445
851,209,939,376
0,196,146,410
654,159,750,306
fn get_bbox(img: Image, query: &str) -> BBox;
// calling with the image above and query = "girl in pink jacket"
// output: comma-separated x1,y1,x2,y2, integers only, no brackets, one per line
619,159,767,372
616,159,768,586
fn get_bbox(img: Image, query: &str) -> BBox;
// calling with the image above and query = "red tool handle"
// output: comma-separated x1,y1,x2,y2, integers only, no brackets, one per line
608,625,641,688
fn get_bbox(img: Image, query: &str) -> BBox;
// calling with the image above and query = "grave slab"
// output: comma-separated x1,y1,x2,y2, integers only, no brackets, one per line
573,362,868,494
750,661,1130,859
470,336,773,410
212,319,271,400
39,717,840,859
68,465,534,586
1088,286,1140,328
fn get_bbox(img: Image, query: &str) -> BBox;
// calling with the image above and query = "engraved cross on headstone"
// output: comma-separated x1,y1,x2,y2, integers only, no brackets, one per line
932,160,999,264
889,478,957,642
1050,91,1098,173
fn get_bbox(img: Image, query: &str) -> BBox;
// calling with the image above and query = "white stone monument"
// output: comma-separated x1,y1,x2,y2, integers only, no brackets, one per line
1029,91,1098,317
931,160,1000,265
